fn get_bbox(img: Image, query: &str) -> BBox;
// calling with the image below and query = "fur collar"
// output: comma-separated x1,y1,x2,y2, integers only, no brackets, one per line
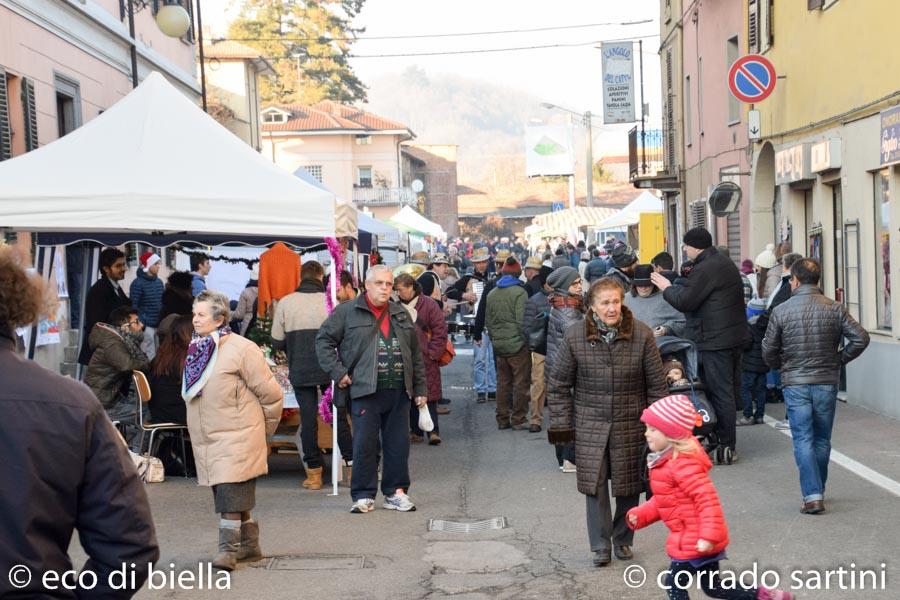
585,305,634,343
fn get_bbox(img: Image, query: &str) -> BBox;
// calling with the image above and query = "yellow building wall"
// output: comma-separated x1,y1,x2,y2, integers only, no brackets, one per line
756,0,900,138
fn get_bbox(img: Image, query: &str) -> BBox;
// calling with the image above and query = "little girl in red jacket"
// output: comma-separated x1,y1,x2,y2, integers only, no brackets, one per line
627,395,793,600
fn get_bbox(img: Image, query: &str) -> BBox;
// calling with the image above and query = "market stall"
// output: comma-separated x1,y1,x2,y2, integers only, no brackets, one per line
0,72,350,492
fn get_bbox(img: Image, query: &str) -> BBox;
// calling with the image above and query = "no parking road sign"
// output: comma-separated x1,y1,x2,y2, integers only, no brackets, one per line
728,54,776,103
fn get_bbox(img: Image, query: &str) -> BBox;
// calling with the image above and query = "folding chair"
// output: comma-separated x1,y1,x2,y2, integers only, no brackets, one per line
132,370,191,478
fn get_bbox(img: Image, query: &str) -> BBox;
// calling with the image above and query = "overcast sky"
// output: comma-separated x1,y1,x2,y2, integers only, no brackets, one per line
206,0,663,150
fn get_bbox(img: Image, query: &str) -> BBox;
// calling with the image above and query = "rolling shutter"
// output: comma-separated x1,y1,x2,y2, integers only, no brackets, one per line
748,0,759,53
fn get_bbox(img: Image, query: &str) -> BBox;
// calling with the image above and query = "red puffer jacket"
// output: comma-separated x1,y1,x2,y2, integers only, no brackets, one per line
626,440,729,560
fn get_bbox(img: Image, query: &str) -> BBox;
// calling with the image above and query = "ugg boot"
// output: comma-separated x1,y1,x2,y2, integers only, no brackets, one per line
235,519,262,563
212,520,241,571
302,466,323,490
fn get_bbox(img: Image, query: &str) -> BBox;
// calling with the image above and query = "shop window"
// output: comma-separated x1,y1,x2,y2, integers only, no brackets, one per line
874,170,891,330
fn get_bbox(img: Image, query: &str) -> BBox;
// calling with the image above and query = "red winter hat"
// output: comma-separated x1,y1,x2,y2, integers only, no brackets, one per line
140,251,161,271
641,394,700,440
501,256,522,276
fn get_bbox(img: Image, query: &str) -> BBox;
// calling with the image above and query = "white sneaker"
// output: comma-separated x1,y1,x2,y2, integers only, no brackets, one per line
774,419,791,430
383,490,416,512
350,498,375,514
561,460,577,473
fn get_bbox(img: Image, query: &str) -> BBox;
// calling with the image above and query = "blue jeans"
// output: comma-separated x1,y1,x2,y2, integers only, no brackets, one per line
783,384,838,502
739,371,767,419
473,331,497,394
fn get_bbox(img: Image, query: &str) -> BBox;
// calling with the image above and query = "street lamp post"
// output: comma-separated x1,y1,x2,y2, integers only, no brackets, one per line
541,102,596,208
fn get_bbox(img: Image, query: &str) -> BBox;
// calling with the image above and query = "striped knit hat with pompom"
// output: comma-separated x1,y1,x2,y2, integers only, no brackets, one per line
640,394,700,439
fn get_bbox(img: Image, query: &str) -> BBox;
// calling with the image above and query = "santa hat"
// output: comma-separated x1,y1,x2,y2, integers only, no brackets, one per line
640,394,700,440
140,251,161,272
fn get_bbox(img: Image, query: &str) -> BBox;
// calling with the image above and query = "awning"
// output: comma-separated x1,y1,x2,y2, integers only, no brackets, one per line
531,206,618,237
387,205,445,238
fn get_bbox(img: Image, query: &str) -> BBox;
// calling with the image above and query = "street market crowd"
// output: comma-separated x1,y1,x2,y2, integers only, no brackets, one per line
0,225,869,599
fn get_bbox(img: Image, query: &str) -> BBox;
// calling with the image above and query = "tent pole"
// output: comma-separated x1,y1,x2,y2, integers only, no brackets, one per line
329,258,340,497
27,246,48,359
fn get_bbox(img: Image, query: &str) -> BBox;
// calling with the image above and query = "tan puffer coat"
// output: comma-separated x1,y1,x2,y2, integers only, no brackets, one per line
185,334,283,486
547,306,668,497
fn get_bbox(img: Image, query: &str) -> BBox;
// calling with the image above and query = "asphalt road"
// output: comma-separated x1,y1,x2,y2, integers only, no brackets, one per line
69,345,900,599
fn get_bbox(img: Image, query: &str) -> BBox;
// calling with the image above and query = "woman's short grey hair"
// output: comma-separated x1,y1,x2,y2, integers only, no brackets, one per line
366,264,393,283
195,290,231,324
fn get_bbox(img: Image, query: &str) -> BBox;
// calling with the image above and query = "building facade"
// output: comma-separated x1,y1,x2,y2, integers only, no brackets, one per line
202,39,273,151
402,144,459,237
260,101,416,222
747,0,900,418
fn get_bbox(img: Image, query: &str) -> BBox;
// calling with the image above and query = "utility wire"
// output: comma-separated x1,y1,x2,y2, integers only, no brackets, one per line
259,34,660,60
222,19,655,43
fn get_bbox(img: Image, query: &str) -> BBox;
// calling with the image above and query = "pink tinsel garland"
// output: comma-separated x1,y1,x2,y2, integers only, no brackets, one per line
318,236,346,424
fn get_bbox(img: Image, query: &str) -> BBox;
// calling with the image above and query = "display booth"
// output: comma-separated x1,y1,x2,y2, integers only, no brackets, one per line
0,72,352,493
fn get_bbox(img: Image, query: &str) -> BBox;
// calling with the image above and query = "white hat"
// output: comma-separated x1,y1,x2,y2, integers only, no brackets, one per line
755,243,777,269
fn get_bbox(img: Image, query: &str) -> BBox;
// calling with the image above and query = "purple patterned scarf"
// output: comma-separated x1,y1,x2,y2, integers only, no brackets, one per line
182,325,231,401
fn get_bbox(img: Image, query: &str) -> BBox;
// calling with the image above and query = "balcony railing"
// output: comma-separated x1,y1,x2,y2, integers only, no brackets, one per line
352,186,417,207
628,127,667,180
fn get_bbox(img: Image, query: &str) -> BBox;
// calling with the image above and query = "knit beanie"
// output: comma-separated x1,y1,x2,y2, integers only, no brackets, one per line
546,266,580,292
501,256,522,276
610,241,637,269
663,358,686,377
140,251,161,272
683,227,712,250
641,394,700,439
740,259,754,275
755,243,777,269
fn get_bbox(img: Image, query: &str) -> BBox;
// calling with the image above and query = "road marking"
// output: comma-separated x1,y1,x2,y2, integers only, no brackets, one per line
763,416,900,498
455,348,474,356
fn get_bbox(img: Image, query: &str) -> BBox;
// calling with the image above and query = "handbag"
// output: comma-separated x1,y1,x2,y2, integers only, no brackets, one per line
525,310,549,352
332,308,389,409
438,339,456,367
129,450,165,483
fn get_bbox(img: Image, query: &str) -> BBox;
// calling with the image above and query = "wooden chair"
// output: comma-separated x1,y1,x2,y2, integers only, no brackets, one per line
132,370,190,478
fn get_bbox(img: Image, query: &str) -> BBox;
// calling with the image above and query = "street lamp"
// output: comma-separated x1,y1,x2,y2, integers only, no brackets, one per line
541,102,596,208
126,0,207,112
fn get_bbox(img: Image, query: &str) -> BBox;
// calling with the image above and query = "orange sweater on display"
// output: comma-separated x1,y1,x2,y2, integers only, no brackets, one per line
257,242,301,317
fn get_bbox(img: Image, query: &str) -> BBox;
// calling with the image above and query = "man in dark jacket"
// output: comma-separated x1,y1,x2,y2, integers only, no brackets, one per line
84,306,150,449
584,248,609,283
523,255,544,297
604,241,638,293
273,260,352,491
316,265,427,514
485,257,531,430
651,227,750,465
762,259,869,515
1,255,158,597
78,247,130,368
130,251,164,359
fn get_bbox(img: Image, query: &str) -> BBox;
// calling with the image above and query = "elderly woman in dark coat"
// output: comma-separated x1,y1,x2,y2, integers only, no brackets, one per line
395,273,449,446
547,277,668,567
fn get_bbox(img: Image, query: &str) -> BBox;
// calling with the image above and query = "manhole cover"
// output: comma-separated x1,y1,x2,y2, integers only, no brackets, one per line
266,555,365,570
428,517,508,533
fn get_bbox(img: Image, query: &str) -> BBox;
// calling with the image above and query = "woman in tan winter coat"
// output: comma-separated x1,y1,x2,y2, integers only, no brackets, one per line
182,290,283,572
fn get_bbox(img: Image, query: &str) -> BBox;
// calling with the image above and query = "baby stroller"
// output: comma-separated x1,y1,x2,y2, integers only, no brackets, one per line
655,336,718,453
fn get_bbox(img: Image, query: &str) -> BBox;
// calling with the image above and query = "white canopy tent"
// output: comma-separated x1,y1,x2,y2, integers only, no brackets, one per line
359,212,401,249
0,72,335,245
593,191,663,231
387,205,445,238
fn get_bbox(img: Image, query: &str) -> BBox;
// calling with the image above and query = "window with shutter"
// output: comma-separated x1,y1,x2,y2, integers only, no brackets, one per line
767,0,775,47
748,0,759,53
665,48,675,173
22,78,38,152
690,200,708,230
0,69,11,161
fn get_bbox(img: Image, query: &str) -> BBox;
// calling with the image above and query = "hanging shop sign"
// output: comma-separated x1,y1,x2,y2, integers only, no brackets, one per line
525,125,575,177
601,41,636,124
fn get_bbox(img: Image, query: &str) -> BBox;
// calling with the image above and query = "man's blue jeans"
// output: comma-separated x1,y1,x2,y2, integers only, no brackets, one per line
473,331,497,394
783,384,838,502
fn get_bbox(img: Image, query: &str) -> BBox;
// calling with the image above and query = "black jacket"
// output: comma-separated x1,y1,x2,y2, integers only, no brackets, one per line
522,290,551,355
762,285,870,385
584,257,608,283
0,329,159,598
742,316,768,374
148,370,187,424
78,277,130,365
662,247,751,351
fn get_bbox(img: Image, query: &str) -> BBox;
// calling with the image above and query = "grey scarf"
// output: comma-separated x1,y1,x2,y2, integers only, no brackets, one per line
592,313,620,345
647,445,674,469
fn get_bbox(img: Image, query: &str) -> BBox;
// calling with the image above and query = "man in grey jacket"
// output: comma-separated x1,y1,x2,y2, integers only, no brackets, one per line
316,265,428,514
762,259,869,515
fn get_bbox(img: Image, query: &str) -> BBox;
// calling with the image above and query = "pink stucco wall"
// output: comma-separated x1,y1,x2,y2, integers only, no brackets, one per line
680,0,752,260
